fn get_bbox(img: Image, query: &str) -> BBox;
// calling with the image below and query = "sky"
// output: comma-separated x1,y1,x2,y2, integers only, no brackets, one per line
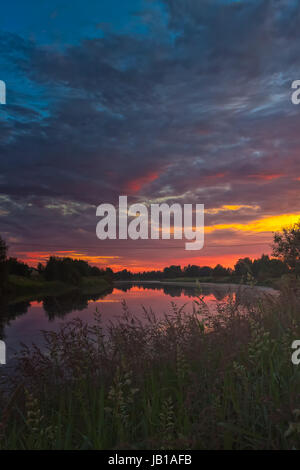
1,0,300,272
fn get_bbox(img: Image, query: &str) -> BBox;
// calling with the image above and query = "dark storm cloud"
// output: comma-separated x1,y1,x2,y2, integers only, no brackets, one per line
1,0,300,264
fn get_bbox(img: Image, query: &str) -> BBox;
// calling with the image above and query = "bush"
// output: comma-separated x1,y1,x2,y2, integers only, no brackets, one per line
1,287,299,450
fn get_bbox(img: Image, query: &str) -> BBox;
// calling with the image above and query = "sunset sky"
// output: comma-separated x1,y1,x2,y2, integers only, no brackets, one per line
1,0,300,272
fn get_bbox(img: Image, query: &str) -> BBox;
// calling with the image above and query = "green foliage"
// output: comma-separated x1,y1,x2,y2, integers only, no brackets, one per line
1,288,299,450
116,256,288,285
0,236,111,299
7,275,73,297
163,265,182,278
43,256,105,285
7,258,31,278
213,264,229,277
0,235,8,293
273,220,300,274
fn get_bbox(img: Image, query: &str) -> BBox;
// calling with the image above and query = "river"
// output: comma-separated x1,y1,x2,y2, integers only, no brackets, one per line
1,281,275,364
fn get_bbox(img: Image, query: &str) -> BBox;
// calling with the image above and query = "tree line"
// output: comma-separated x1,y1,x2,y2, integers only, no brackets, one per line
1,219,299,292
115,220,300,283
114,254,289,282
0,237,113,294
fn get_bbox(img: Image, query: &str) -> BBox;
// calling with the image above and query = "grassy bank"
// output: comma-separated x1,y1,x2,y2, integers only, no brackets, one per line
161,276,279,288
0,284,299,450
7,275,75,298
7,274,112,301
80,276,112,295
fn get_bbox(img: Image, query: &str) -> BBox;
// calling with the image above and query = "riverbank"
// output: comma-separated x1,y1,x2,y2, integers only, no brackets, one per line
0,283,299,450
116,279,279,295
6,274,112,303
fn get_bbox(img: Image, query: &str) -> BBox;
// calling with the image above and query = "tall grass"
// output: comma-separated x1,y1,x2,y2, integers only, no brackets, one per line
0,285,299,450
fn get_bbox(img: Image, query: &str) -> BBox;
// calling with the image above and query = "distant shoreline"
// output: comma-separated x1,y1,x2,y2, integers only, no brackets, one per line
6,275,112,305
115,279,279,295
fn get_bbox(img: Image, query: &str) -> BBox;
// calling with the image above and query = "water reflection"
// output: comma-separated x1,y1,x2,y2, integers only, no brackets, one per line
42,288,113,320
0,282,266,358
116,281,257,303
0,287,113,339
0,297,30,338
116,281,231,301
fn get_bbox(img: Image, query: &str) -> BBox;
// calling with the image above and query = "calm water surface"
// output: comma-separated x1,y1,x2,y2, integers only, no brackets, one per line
1,282,258,362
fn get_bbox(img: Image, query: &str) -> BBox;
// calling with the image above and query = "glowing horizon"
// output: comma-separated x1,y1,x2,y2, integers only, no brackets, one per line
1,1,300,273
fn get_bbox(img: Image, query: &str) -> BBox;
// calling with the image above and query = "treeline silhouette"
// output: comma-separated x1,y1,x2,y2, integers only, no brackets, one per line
4,252,287,286
37,257,113,285
4,254,113,287
2,216,299,293
114,254,289,284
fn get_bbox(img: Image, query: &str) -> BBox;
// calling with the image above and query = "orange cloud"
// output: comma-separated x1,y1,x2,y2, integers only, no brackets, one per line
125,171,159,193
206,213,300,234
205,172,227,180
117,253,261,271
16,250,120,267
205,204,259,215
247,173,282,181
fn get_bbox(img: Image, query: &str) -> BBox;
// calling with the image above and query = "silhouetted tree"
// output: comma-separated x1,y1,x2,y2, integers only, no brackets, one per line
183,265,213,277
163,265,182,278
43,256,108,285
213,264,229,277
0,236,8,293
234,258,253,277
273,220,300,274
7,257,31,277
37,262,44,275
252,254,288,280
